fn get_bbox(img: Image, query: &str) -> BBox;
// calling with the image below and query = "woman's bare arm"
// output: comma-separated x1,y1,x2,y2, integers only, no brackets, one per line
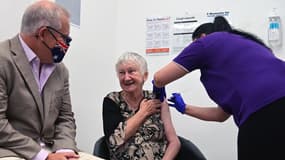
160,100,181,160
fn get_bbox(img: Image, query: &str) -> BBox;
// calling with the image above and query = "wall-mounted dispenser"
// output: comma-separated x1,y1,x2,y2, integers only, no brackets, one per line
268,8,282,48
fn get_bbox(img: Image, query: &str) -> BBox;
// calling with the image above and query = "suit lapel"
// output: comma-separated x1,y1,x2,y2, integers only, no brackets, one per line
9,36,44,122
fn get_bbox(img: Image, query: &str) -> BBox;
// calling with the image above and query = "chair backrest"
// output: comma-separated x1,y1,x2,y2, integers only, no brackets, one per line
175,136,207,160
93,136,110,159
93,136,206,160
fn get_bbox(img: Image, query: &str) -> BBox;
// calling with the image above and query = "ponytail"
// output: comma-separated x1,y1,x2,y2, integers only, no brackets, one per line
213,16,232,32
192,16,231,40
229,29,271,50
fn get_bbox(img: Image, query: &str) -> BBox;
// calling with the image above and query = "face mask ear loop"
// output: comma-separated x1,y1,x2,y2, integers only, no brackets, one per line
41,39,52,51
36,27,51,50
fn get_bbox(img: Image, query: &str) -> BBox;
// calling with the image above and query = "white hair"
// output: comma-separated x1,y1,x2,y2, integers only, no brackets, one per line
115,52,148,74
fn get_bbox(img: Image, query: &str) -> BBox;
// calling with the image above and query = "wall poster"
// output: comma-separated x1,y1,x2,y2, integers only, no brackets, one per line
145,16,171,55
172,16,198,54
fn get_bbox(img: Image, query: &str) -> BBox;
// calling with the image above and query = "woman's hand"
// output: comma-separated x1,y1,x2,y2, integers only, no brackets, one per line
168,93,186,114
138,98,161,118
124,98,162,140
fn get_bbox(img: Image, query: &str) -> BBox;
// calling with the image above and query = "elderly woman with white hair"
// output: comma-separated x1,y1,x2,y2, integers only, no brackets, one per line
103,52,180,160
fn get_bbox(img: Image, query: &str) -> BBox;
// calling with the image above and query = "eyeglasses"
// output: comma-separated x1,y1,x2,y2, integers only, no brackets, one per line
46,26,72,46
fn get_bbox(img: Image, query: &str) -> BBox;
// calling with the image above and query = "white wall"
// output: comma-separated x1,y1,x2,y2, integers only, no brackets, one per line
1,0,285,160
0,0,31,40
64,0,118,153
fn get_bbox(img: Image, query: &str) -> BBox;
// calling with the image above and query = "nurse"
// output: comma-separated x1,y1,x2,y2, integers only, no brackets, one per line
153,16,285,160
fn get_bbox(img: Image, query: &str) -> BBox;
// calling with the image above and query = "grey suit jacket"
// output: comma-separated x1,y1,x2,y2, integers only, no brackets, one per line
0,35,78,159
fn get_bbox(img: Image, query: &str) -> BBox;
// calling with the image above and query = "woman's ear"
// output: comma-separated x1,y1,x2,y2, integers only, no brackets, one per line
200,33,207,38
143,72,148,82
193,33,207,41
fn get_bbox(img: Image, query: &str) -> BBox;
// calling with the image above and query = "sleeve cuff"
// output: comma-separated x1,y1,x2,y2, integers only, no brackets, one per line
32,149,50,160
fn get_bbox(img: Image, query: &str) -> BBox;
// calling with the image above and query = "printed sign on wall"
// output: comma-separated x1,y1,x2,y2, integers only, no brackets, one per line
145,16,171,55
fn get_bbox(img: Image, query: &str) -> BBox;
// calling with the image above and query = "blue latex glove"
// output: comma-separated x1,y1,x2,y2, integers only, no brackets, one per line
152,80,166,102
168,93,186,114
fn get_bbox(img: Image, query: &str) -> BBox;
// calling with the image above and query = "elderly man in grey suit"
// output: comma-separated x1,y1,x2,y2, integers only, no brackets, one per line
0,1,102,160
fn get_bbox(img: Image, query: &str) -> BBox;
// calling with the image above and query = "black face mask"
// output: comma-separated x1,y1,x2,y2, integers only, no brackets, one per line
51,42,68,63
42,41,68,63
43,26,72,63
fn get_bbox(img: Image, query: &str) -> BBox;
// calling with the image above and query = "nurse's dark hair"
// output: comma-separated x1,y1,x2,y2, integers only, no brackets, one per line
192,16,270,50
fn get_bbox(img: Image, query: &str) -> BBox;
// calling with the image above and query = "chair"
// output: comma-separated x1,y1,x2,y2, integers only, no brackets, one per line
175,136,207,160
93,136,206,160
93,136,110,159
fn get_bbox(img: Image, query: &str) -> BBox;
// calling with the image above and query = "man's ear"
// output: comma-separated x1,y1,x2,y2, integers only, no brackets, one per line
37,27,47,40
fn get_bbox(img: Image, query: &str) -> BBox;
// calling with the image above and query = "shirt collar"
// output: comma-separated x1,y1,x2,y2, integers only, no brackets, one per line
18,35,38,63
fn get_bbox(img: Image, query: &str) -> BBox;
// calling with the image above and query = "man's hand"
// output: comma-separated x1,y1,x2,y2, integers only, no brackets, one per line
168,93,186,114
47,152,80,160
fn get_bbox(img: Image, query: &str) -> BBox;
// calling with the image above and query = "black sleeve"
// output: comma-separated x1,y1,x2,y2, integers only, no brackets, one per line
102,97,124,138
